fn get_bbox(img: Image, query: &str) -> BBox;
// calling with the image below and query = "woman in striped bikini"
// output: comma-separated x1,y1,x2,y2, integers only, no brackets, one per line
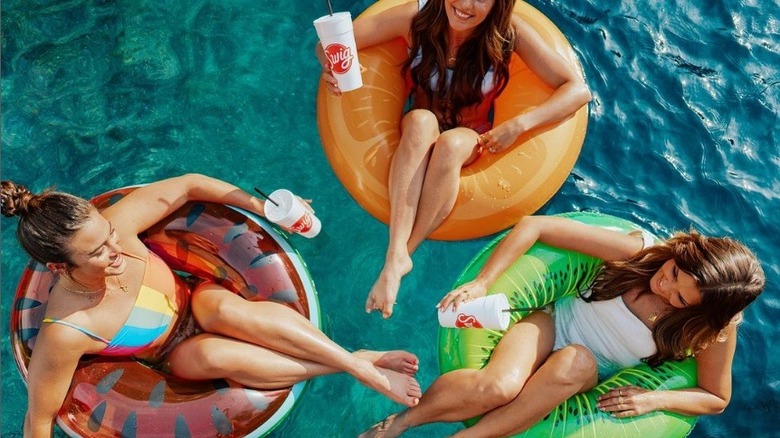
1,174,422,437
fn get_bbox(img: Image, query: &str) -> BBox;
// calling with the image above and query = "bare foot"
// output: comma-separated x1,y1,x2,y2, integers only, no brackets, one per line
365,255,413,318
358,412,410,438
351,359,421,408
354,350,419,376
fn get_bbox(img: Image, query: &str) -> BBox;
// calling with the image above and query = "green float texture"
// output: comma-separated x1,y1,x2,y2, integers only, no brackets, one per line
438,212,698,437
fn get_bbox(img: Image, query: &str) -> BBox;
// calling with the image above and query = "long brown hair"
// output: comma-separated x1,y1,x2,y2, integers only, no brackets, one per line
403,0,516,129
584,231,764,366
1,180,94,265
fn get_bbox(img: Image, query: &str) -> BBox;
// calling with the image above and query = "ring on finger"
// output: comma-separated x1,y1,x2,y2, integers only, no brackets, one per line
618,396,624,404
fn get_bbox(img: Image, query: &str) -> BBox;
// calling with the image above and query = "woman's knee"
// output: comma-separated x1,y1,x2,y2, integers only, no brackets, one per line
402,109,439,132
549,344,598,386
168,338,225,379
430,130,478,166
191,286,243,331
472,372,525,410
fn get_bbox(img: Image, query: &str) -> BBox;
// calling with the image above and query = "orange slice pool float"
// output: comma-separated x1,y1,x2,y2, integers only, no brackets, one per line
11,186,320,437
317,0,589,240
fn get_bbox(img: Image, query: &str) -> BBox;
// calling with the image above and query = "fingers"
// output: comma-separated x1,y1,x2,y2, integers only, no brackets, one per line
478,133,499,154
437,291,457,312
321,70,342,96
597,386,635,417
437,288,475,312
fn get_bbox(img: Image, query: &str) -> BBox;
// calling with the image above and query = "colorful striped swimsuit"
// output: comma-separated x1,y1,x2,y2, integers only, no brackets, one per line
43,251,185,357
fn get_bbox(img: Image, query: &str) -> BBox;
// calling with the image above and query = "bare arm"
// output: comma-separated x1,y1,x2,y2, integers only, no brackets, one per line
654,329,735,415
482,16,592,152
24,328,91,438
439,215,643,309
353,0,416,50
602,323,736,417
102,174,266,238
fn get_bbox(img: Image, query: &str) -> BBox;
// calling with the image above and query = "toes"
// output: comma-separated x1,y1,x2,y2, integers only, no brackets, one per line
407,377,422,397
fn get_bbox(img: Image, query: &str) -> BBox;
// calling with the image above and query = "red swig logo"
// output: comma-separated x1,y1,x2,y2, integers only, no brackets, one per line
455,313,483,329
290,212,313,233
324,43,353,74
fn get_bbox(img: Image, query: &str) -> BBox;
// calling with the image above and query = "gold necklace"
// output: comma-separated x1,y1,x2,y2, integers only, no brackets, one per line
58,274,128,299
116,275,128,293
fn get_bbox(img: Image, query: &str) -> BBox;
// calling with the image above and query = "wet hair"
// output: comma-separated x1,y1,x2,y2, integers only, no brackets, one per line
584,231,765,366
1,180,94,265
403,0,516,129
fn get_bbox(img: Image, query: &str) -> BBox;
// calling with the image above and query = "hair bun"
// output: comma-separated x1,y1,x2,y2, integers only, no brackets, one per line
1,181,35,218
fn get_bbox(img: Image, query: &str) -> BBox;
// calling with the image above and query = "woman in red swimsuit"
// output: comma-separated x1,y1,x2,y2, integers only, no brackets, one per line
318,0,592,318
2,174,422,437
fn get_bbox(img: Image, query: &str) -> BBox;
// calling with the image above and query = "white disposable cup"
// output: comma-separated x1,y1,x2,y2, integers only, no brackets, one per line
438,294,510,330
264,189,321,238
313,12,363,92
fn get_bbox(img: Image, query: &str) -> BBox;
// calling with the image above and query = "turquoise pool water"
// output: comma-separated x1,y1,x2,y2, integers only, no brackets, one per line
2,0,778,436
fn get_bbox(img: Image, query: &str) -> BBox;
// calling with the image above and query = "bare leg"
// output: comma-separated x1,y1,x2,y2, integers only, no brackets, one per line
359,312,555,438
365,109,440,318
452,345,598,438
407,127,480,252
168,335,423,389
191,284,422,406
168,333,343,388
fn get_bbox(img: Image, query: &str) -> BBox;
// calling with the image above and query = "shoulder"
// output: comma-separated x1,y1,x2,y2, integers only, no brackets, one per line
508,14,548,55
371,0,419,22
36,320,96,357
509,14,527,30
718,315,742,341
509,14,535,38
40,295,109,354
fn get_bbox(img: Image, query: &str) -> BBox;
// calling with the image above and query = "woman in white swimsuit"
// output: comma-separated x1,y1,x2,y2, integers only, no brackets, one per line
361,214,765,437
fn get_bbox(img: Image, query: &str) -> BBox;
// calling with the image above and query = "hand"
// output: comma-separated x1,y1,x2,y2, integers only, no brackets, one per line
273,196,314,234
437,280,488,312
597,385,656,418
321,69,342,96
316,42,342,96
478,118,526,154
